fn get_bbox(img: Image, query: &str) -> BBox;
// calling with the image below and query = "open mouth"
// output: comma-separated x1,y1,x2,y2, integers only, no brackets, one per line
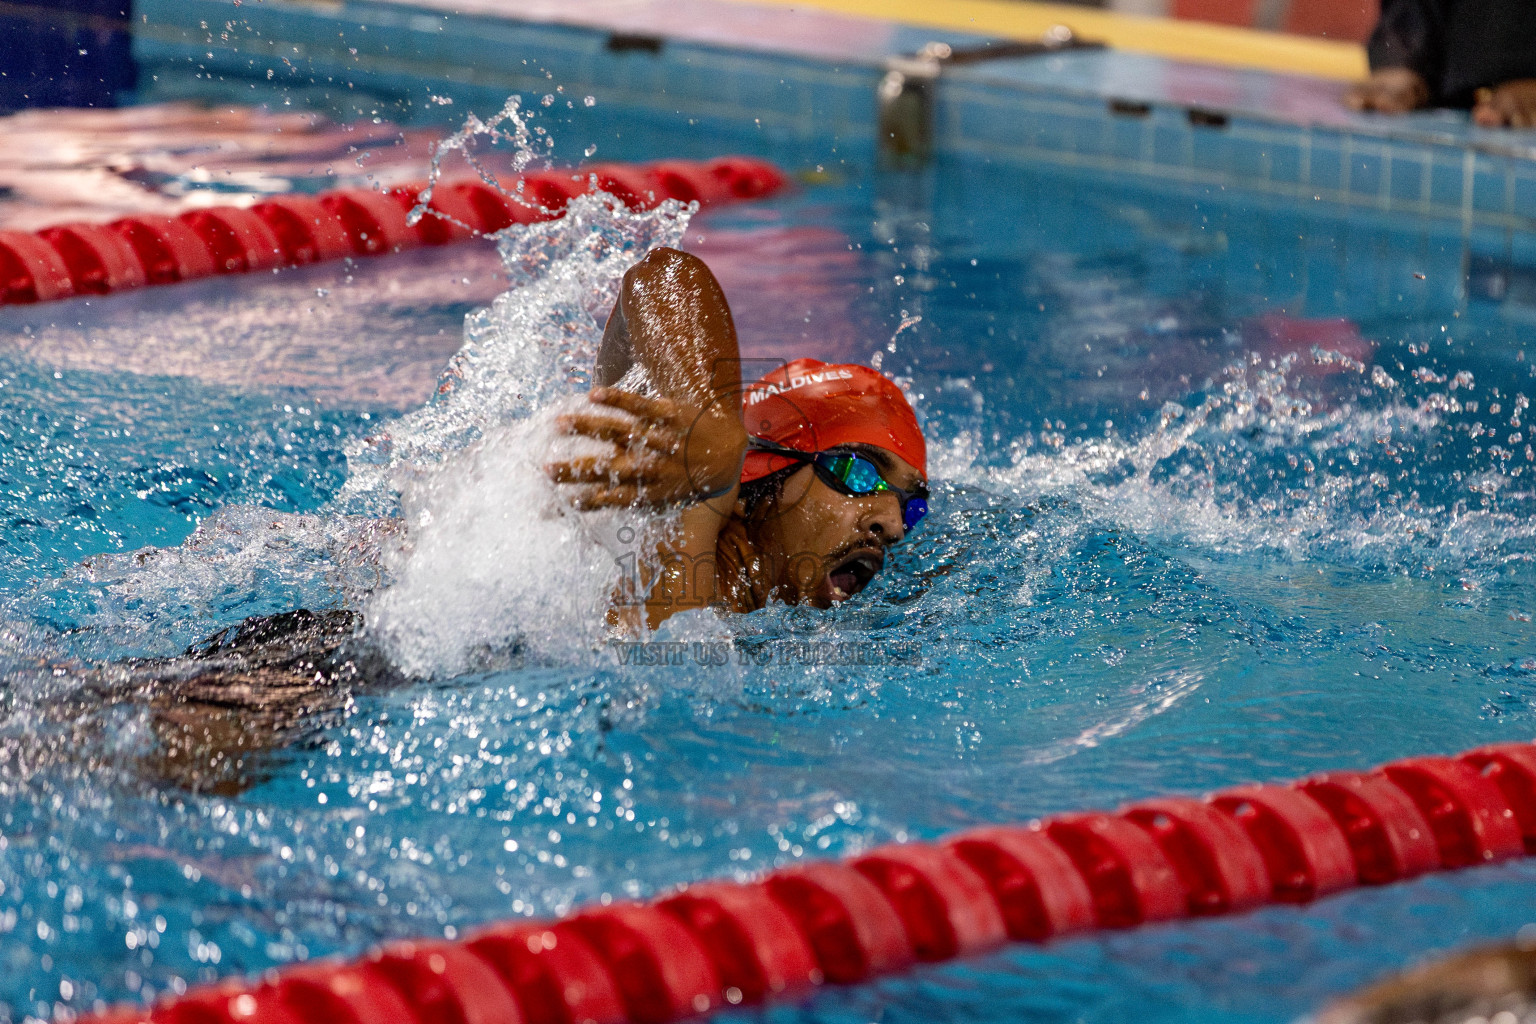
826,549,884,601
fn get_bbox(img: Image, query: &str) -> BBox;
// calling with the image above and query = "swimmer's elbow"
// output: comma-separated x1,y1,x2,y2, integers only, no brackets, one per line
625,246,710,291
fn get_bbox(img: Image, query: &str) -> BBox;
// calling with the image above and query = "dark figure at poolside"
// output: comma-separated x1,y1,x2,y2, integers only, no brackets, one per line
34,247,929,791
1348,0,1536,127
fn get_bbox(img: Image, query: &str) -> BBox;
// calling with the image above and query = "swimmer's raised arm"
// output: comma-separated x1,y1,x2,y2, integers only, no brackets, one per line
546,247,748,629
549,247,747,508
593,245,740,400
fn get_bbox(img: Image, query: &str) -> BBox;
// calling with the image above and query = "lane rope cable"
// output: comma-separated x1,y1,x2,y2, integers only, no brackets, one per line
0,156,790,307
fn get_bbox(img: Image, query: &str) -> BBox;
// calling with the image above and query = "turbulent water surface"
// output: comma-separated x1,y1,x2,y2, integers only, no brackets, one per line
1,101,1536,1024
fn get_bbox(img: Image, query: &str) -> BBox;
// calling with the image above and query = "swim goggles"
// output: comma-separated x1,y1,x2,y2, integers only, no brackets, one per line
747,438,929,532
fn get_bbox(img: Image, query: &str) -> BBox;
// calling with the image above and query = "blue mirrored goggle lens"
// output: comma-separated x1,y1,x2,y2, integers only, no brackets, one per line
815,452,928,533
820,453,887,494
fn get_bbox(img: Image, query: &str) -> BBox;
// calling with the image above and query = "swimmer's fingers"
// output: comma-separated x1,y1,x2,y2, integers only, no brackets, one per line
554,411,682,455
1474,88,1510,127
558,475,686,510
587,386,688,429
546,456,640,485
1501,82,1536,128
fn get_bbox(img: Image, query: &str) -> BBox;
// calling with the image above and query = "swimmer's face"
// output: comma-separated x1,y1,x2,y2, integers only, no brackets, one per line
753,444,923,607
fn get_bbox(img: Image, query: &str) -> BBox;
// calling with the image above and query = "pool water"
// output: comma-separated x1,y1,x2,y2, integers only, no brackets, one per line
2,97,1536,1024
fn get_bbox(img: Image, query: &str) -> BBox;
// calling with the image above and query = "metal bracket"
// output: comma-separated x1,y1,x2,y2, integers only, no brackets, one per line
877,26,1104,167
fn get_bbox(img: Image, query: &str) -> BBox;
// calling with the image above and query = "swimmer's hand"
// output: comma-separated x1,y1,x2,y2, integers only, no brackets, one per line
1345,67,1430,115
545,385,746,509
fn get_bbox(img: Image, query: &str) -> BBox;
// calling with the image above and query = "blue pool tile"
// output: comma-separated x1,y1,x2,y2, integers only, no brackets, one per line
1069,115,1112,158
1387,147,1429,206
623,50,672,95
1429,152,1468,210
1516,169,1536,225
956,96,1026,150
1345,146,1385,204
1269,140,1303,186
1510,230,1536,272
731,65,792,118
1227,134,1269,183
1024,108,1073,154
1105,115,1145,162
1307,134,1344,194
810,79,868,132
1063,112,1107,155
1189,123,1228,175
665,53,717,104
1473,155,1513,215
1152,123,1189,167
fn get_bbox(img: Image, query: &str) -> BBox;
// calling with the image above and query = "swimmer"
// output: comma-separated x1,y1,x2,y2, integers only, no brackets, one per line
20,247,925,791
544,245,928,629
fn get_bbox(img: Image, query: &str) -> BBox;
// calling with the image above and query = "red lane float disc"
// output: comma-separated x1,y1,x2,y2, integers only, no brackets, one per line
945,825,1098,941
851,841,1008,960
0,229,74,302
761,860,914,983
657,881,821,1002
1208,783,1358,902
1043,813,1186,928
1121,797,1272,916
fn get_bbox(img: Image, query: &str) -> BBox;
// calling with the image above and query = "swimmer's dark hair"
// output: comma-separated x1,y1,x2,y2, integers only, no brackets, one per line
737,466,794,520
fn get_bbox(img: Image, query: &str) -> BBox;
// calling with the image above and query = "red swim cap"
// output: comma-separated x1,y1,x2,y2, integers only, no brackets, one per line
739,358,926,483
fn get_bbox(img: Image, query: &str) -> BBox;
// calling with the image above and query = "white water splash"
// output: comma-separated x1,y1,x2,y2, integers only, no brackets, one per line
342,193,692,509
354,193,694,677
947,350,1536,576
408,96,538,236
0,507,394,664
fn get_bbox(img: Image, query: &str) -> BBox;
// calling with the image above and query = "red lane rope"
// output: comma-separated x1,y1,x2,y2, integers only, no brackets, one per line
71,740,1536,1024
0,157,790,307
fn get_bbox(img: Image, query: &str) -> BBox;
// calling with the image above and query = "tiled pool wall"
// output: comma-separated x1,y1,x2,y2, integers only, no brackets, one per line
940,71,1536,263
134,0,1536,319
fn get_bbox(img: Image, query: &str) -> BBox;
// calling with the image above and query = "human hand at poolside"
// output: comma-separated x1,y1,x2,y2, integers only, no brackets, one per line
1473,79,1536,128
545,385,746,510
1345,68,1430,114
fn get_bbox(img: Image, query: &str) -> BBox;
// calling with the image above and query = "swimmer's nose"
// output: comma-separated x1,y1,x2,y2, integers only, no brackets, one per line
867,498,905,545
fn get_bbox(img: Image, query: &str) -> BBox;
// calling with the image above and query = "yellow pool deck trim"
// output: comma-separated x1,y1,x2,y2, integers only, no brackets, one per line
725,0,1369,81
